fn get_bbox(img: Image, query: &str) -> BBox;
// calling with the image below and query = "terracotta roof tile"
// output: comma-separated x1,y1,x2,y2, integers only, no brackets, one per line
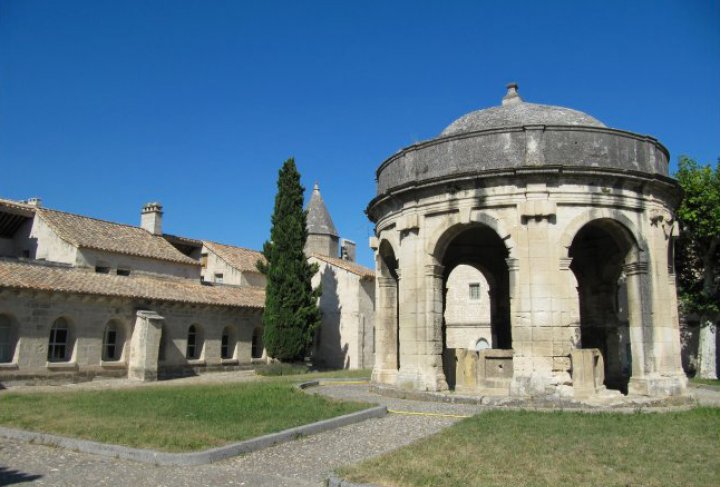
0,260,264,309
204,241,265,273
38,209,198,266
309,254,375,279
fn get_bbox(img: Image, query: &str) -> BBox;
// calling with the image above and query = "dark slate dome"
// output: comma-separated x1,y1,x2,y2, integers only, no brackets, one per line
440,83,606,136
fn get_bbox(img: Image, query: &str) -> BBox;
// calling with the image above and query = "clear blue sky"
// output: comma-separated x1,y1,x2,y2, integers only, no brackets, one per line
1,0,718,268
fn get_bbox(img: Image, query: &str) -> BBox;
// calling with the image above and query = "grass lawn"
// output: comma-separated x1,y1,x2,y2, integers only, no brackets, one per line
691,377,720,388
0,379,369,452
340,408,720,487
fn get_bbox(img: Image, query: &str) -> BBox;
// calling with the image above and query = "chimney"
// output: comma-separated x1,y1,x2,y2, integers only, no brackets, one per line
25,197,42,207
141,202,163,235
340,239,356,262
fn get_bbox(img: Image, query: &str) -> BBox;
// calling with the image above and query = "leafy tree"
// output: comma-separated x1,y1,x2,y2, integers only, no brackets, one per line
675,156,720,379
257,158,321,362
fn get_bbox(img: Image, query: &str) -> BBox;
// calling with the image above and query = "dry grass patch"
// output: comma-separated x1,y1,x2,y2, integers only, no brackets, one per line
0,381,369,452
340,408,720,487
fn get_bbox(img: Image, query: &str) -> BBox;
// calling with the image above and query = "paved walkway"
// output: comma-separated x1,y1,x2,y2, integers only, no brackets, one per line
0,377,718,486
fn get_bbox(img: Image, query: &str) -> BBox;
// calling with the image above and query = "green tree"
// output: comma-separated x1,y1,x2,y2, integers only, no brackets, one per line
675,156,720,379
257,158,321,362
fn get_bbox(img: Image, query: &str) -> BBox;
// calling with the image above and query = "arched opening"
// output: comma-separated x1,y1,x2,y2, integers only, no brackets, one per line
221,326,237,360
438,224,511,389
186,324,204,360
158,325,168,362
0,314,18,363
569,219,635,394
48,317,74,362
251,327,264,359
102,320,126,362
378,240,400,371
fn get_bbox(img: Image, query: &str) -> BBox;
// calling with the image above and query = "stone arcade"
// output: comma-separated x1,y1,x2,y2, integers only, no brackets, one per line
367,84,687,399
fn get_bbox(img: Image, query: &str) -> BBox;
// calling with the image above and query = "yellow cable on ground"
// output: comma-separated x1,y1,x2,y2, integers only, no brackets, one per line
388,409,471,419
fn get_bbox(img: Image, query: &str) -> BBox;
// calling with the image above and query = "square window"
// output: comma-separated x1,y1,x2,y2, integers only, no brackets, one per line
214,273,223,284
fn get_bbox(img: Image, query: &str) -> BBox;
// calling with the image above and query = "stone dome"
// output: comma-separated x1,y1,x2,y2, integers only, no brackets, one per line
371,83,670,197
440,83,606,136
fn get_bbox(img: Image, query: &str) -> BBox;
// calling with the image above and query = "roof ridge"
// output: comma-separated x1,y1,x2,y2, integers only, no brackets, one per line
39,207,147,232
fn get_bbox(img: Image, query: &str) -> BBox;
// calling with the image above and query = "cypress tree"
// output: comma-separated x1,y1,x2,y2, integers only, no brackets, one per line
257,158,321,362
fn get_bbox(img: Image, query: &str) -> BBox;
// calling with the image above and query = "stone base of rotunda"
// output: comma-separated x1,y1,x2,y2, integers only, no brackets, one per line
628,374,688,397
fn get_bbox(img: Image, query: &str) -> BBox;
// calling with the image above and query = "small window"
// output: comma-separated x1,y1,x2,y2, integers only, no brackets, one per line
95,266,110,274
201,253,208,268
186,324,203,360
251,327,264,359
0,315,17,363
48,318,71,362
117,268,131,276
214,273,223,284
103,321,123,361
469,283,481,300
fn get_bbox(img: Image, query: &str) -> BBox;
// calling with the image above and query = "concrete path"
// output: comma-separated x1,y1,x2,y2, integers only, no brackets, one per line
1,378,718,487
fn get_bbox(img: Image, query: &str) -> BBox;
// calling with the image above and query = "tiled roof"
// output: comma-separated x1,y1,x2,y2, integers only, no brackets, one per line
38,209,199,266
204,241,265,273
0,198,36,215
309,254,375,280
0,260,264,309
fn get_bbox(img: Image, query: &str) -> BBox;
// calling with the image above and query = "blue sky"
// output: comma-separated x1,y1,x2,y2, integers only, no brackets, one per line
1,0,718,268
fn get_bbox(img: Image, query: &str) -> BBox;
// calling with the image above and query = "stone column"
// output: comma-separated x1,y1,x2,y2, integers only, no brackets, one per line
556,257,580,388
421,263,448,391
127,310,164,382
396,228,423,388
371,276,399,384
510,197,565,396
624,261,650,393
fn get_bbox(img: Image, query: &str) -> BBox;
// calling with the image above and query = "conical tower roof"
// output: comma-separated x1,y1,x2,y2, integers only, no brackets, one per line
306,183,338,237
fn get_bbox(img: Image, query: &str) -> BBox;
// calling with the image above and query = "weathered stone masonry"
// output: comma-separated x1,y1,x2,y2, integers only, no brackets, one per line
368,84,687,399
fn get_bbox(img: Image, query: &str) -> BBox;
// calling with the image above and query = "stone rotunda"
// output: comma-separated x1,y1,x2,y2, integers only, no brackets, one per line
367,84,687,399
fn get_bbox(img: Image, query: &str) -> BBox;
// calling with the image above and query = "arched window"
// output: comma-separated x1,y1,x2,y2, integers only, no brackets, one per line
186,324,203,360
0,314,17,363
158,325,167,361
251,327,264,359
48,318,71,362
221,326,236,360
103,320,124,361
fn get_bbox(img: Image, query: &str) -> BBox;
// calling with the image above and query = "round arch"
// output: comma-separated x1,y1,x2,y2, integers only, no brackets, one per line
559,209,647,263
427,213,515,265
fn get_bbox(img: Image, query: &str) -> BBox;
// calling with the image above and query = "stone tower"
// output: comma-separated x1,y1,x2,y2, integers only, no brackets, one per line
305,183,339,258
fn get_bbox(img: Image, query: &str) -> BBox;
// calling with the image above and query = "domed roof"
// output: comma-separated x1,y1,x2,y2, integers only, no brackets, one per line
440,83,606,137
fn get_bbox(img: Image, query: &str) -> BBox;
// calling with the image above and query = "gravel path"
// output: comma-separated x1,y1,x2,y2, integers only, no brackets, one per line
0,381,480,487
1,379,718,486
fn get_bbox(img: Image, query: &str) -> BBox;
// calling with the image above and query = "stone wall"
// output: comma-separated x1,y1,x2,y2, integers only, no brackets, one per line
311,258,375,369
0,289,262,383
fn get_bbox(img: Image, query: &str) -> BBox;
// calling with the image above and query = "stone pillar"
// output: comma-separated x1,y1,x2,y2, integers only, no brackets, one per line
624,261,650,388
396,228,422,388
371,276,399,384
556,257,580,388
421,263,448,391
510,197,566,396
127,310,164,381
